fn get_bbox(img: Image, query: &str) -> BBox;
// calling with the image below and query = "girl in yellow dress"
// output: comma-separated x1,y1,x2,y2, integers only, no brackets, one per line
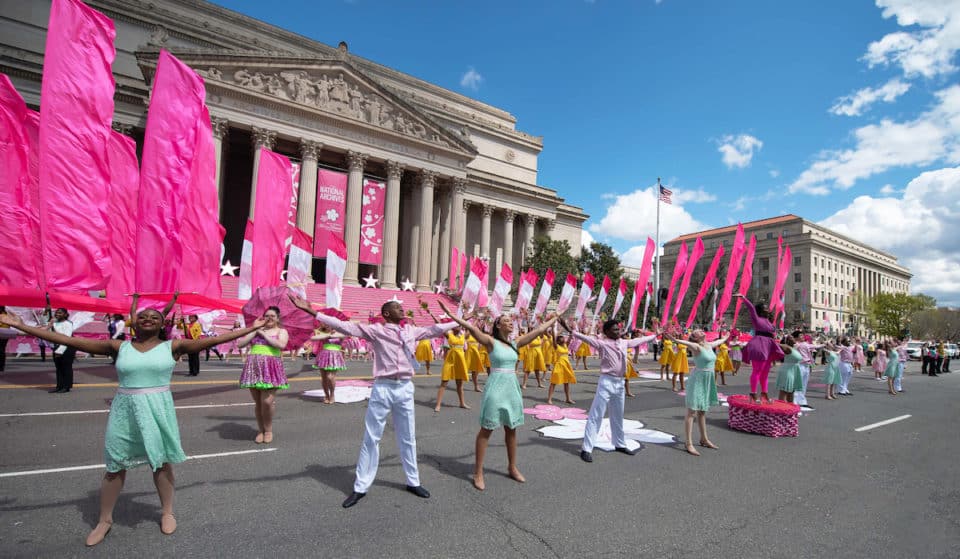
547,336,577,405
625,343,640,398
574,336,592,370
466,333,485,392
435,327,469,412
517,329,528,374
415,338,434,375
671,337,690,392
522,334,546,389
714,341,733,386
659,337,673,381
541,331,556,376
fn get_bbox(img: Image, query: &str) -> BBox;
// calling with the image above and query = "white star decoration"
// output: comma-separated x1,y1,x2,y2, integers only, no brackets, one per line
388,295,402,304
220,259,239,276
433,283,444,294
362,274,379,288
400,279,416,292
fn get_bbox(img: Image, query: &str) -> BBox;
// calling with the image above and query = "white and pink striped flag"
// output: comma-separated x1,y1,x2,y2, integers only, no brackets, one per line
556,273,577,315
237,221,254,300
574,272,595,321
611,277,627,318
488,263,513,316
459,257,489,316
449,247,459,290
533,268,555,318
592,275,611,325
477,259,491,308
627,277,643,331
325,234,347,309
286,228,313,299
514,269,537,312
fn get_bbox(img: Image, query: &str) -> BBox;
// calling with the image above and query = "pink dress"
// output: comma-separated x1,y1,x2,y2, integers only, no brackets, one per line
872,350,887,374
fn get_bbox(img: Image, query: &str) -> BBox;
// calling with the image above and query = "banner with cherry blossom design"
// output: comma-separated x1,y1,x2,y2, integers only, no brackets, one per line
359,178,385,265
313,168,347,257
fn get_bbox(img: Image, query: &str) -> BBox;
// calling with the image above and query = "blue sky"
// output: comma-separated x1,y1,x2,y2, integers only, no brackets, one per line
215,0,960,306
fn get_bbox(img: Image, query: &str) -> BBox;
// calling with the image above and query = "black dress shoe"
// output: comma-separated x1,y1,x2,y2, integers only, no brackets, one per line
615,446,638,456
580,450,593,463
48,388,61,393
341,492,366,508
406,485,430,499
59,388,70,393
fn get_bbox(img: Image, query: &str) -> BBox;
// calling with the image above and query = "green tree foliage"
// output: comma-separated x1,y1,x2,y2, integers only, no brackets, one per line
578,241,627,320
525,236,578,299
868,292,936,338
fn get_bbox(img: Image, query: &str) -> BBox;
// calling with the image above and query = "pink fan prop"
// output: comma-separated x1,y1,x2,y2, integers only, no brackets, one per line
242,285,317,350
522,404,588,421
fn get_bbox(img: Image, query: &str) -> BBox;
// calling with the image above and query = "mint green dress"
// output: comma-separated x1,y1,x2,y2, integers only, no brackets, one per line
104,341,187,472
775,348,804,393
823,350,841,385
685,346,719,411
479,340,524,430
883,349,900,379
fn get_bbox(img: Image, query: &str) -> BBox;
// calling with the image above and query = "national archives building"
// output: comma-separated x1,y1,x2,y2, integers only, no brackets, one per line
0,0,587,290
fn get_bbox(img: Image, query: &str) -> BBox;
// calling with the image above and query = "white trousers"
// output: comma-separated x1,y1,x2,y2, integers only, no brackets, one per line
582,374,625,453
354,379,420,493
894,362,904,391
839,362,853,394
794,364,811,405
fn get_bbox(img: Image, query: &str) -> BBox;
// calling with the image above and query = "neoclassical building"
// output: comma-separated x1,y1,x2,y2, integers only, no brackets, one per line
0,0,587,290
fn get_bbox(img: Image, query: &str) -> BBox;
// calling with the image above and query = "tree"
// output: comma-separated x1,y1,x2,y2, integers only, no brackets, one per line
868,292,936,338
525,236,577,299
578,242,624,283
908,307,960,341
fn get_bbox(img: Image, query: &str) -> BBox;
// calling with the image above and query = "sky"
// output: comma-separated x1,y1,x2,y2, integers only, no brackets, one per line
215,0,960,307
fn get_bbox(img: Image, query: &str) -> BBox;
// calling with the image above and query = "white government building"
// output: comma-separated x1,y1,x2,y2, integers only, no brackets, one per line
1,0,587,290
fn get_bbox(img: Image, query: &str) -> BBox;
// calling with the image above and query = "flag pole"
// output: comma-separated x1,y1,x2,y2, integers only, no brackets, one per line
654,177,661,314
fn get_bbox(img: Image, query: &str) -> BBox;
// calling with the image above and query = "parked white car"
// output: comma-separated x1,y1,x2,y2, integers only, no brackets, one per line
905,341,926,360
947,343,958,358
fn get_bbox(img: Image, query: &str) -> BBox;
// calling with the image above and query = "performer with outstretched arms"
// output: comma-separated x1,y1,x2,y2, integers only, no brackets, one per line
667,329,729,456
732,294,784,404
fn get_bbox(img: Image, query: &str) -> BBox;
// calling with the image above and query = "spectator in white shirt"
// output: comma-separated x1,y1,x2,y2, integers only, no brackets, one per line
49,307,75,393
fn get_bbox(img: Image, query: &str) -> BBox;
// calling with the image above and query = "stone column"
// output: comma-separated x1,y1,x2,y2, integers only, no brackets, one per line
416,170,437,290
381,161,403,289
407,187,420,286
431,194,442,285
480,204,493,259
344,151,368,283
438,183,452,287
248,127,277,219
503,209,515,273
211,117,229,216
451,177,467,253
296,139,322,234
523,214,536,264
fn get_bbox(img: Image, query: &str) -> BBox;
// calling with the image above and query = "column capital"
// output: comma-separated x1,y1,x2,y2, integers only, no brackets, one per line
504,209,517,222
211,117,229,140
251,126,277,150
462,199,472,212
111,121,133,135
419,169,437,189
299,139,323,161
452,176,468,194
525,213,538,227
386,160,404,181
481,204,494,218
346,150,368,172
545,218,556,232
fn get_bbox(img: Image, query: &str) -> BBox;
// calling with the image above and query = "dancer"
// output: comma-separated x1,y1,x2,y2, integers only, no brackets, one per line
837,337,855,396
438,301,557,491
574,331,592,370
671,335,689,392
714,339,733,386
183,315,203,376
658,335,673,381
547,335,577,405
792,332,823,410
881,341,900,396
732,294,784,404
237,306,289,444
522,331,546,389
822,341,841,400
894,339,909,392
624,349,640,398
415,336,434,375
313,328,346,404
47,307,76,393
290,295,457,507
668,329,727,456
872,343,887,381
466,332,485,392
560,319,656,463
729,334,743,375
436,325,469,411
774,335,803,404
852,338,866,373
0,309,263,546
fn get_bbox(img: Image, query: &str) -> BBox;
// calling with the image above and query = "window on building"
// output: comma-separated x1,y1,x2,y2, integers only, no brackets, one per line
794,290,801,303
828,262,832,271
762,276,770,286
761,259,770,271
710,241,716,248
766,232,773,239
793,255,801,266
815,310,819,319
814,256,818,266
794,272,801,283
840,294,844,307
813,289,818,301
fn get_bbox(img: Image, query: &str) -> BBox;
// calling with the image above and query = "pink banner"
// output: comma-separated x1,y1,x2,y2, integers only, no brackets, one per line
105,131,139,300
715,224,745,327
771,246,792,318
515,269,537,312
556,273,577,315
459,253,468,290
592,274,611,321
39,0,116,292
685,245,725,328
449,247,459,290
478,260,490,308
574,272,595,321
770,236,785,316
286,228,313,298
661,241,688,324
627,276,643,331
488,263,513,316
672,237,704,319
732,235,758,325
251,149,294,291
359,178,385,264
325,234,347,309
284,163,300,254
634,237,656,314
136,50,205,293
534,269,555,317
460,257,488,313
612,277,627,318
313,168,347,257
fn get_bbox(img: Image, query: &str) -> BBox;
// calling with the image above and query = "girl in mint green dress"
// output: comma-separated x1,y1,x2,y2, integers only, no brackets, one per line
775,338,804,403
822,346,841,400
668,330,729,457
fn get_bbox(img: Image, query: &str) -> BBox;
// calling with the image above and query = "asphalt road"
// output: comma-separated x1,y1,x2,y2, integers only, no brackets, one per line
0,354,958,558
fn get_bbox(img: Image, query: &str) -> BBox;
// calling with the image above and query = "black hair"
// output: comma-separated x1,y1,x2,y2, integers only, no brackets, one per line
265,306,281,316
755,301,770,319
491,315,518,355
381,301,398,316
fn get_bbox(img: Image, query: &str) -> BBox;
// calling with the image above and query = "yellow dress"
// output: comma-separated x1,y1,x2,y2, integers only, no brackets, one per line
550,345,577,384
523,336,546,372
466,335,485,374
659,339,673,366
714,344,734,373
441,332,468,381
541,336,555,368
671,345,689,375
625,355,639,379
480,344,491,369
415,339,433,363
518,343,527,365
575,341,592,358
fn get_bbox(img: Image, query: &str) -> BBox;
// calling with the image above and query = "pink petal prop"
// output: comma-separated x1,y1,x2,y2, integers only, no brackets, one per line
338,379,373,387
534,412,565,421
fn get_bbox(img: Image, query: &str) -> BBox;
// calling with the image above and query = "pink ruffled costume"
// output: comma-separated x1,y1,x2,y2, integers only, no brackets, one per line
740,298,784,394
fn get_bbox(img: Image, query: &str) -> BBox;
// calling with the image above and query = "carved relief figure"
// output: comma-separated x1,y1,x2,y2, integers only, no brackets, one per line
314,74,330,106
330,73,349,104
281,71,313,104
348,84,364,118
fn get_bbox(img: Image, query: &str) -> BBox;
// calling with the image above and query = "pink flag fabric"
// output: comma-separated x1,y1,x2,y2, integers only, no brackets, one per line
715,224,746,328
641,282,653,330
627,276,643,331
136,50,205,293
593,275,611,321
633,237,656,315
672,237,705,319
574,272,595,321
533,269,555,317
488,263,513,316
459,252,467,291
39,0,116,292
685,245,725,328
556,273,577,315
313,169,348,257
359,178,385,264
449,247,459,290
460,257,488,313
104,131,139,300
325,234,347,309
478,261,491,308
732,235,758,325
286,228,313,299
770,237,786,317
515,269,537,312
612,278,627,318
251,149,294,292
771,246,792,318
237,221,254,299
661,241,688,324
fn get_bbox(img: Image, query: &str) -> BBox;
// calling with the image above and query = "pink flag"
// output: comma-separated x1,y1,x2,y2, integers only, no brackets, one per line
460,257,488,313
533,269,555,317
325,235,347,309
449,247,459,290
313,169,348,257
593,275,611,320
612,278,627,318
136,50,205,293
38,0,116,292
104,131,139,300
488,263,513,316
556,273,577,315
685,245,725,328
661,241,688,324
478,261,491,308
574,272,595,321
672,237,705,319
459,252,467,291
284,163,301,254
771,246,792,318
715,224,746,328
237,221,254,299
179,105,224,299
633,237,656,313
251,149,294,291
732,235,758,325
515,269,537,312
770,237,786,316
359,178,385,264
286,228,313,298
627,277,643,331
0,75,41,288
641,282,653,330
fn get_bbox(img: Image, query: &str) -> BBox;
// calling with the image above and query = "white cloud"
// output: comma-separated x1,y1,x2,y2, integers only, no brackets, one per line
589,184,710,246
789,85,960,195
718,134,763,169
769,169,780,178
829,78,911,116
672,187,717,204
879,183,898,194
580,229,595,250
621,244,657,267
820,166,960,306
459,67,483,90
864,0,960,78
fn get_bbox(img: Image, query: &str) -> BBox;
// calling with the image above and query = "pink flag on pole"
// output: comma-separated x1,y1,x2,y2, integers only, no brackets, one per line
641,282,654,330
593,274,611,321
661,241,689,324
533,269,555,317
460,257,488,313
574,272,595,321
459,252,468,290
251,149,294,291
359,178,385,264
104,131,139,300
478,261,491,308
325,235,347,309
672,237,705,319
556,273,577,315
715,224,745,328
488,263,513,316
136,50,205,293
286,228,313,299
627,276,643,331
771,246,792,318
770,237,786,316
39,0,116,292
732,235,758,325
237,221,254,299
312,169,348,257
633,237,656,312
611,278,627,318
449,247,459,290
515,269,537,312
685,245,725,328
284,163,301,255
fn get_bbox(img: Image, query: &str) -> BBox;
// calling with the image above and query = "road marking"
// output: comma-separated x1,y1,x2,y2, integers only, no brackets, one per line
0,448,277,478
855,414,912,432
0,402,254,418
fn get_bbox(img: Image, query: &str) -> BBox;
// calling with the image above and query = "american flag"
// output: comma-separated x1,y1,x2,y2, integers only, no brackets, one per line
659,185,673,204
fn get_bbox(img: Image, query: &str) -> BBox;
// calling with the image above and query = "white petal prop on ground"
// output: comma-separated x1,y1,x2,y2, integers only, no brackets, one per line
302,380,373,404
536,417,678,452
522,404,588,421
634,369,662,380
